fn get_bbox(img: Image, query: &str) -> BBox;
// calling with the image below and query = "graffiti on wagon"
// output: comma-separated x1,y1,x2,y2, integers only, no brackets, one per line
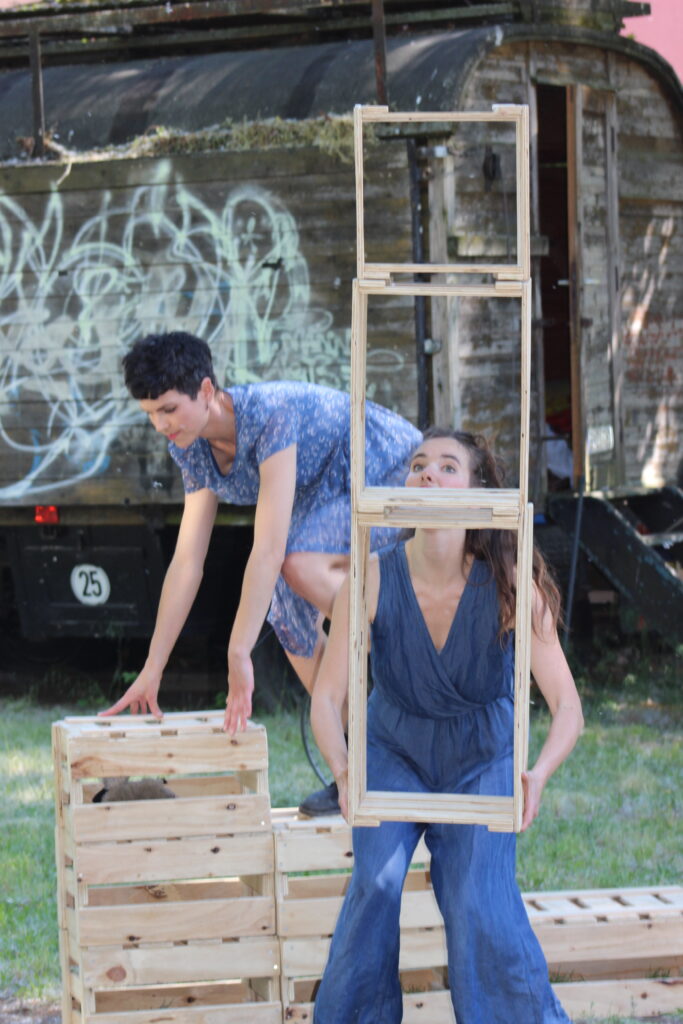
0,176,406,498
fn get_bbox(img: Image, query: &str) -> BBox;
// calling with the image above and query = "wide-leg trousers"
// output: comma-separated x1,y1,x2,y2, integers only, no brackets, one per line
313,738,572,1024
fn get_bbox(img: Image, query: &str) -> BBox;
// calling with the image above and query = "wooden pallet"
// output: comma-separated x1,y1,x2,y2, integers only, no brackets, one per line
53,713,281,1024
273,811,683,1021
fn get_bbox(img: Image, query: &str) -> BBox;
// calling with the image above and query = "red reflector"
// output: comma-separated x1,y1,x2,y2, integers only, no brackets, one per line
35,505,59,525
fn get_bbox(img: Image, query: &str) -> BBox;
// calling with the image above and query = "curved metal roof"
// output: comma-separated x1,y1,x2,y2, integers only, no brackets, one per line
0,23,681,160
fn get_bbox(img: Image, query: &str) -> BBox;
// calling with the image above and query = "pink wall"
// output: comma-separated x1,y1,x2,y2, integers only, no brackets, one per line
622,0,683,83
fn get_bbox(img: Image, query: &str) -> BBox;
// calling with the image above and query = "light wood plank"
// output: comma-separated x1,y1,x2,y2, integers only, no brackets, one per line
88,1003,283,1024
359,279,524,296
355,791,514,829
82,937,280,989
75,832,273,885
72,794,271,842
78,895,275,945
281,928,449,977
278,886,443,937
67,730,268,779
553,977,683,1018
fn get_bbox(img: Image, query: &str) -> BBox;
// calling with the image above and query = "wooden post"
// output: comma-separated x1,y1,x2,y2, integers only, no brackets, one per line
371,0,388,106
29,27,45,158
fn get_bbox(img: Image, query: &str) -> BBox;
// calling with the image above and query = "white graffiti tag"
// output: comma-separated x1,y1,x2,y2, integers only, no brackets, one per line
0,174,407,499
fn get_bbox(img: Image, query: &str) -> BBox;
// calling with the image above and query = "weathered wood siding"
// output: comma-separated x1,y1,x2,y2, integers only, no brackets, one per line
0,145,416,505
431,39,683,490
430,51,529,485
614,54,683,488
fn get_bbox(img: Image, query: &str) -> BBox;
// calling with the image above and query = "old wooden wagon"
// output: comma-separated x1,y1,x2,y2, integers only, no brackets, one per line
0,0,681,650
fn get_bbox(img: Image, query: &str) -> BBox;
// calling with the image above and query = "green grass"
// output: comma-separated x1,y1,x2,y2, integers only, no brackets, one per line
1,648,682,1018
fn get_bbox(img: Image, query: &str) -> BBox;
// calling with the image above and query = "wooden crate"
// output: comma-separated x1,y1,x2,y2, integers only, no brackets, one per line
273,811,683,1021
53,712,281,1024
273,811,448,1021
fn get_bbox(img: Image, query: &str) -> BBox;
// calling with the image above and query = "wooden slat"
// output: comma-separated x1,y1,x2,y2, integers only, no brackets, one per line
362,262,523,277
512,502,533,831
72,794,271,842
355,486,521,527
553,977,683,1018
359,279,524,296
82,937,280,989
283,1000,456,1024
94,979,252,1012
67,730,267,779
79,895,274,945
535,916,683,966
355,791,514,830
282,928,448,977
273,816,429,872
275,826,353,873
282,975,683,1024
86,879,248,906
278,885,443,938
361,110,523,124
75,832,273,885
523,884,683,903
88,1003,283,1024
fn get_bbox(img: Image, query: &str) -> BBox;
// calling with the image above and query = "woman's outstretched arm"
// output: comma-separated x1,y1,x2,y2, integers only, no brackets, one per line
224,443,297,734
521,588,584,831
100,487,219,718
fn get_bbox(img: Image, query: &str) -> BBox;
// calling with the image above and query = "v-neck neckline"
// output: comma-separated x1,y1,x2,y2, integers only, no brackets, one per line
399,543,476,657
205,388,238,479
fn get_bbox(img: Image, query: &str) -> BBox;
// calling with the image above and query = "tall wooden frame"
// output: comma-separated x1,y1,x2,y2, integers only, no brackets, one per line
349,104,532,833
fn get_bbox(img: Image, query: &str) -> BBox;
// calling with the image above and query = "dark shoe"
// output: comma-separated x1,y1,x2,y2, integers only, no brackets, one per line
298,780,340,816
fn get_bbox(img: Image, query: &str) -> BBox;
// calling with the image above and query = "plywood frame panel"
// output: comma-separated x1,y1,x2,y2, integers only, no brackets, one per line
349,107,532,833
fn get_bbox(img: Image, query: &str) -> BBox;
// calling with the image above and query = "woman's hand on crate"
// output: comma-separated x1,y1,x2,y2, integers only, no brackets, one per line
224,649,254,734
99,666,163,719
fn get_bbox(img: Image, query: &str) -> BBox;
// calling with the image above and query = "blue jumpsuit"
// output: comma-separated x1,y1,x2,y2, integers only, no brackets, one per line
314,543,572,1024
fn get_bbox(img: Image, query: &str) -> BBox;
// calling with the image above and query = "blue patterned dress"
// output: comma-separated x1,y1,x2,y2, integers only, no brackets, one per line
168,381,421,657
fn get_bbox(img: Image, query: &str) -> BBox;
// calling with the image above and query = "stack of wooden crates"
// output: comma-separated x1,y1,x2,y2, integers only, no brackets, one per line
52,712,281,1024
273,813,683,1022
53,717,683,1022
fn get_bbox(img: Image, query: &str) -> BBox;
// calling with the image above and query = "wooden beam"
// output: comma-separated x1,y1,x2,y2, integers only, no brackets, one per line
371,0,388,106
28,27,44,158
0,2,518,41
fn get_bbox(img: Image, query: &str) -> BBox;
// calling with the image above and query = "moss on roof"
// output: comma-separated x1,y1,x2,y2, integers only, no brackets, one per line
26,114,373,166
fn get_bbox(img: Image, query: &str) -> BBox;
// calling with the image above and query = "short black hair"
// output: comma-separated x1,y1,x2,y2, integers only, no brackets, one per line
122,332,217,399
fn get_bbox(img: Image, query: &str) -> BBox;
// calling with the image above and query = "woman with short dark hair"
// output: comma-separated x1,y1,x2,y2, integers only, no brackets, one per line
102,331,421,815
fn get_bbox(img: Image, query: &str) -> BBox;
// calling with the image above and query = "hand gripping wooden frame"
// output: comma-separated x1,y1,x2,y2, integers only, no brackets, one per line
348,104,532,833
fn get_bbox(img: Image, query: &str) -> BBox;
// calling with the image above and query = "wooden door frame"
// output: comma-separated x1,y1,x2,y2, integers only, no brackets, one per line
566,83,587,485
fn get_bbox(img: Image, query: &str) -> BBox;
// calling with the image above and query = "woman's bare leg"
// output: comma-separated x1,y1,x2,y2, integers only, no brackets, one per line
283,615,344,816
281,551,350,619
284,616,326,696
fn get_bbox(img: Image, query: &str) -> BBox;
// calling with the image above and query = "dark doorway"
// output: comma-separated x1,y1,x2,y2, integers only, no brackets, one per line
537,83,573,488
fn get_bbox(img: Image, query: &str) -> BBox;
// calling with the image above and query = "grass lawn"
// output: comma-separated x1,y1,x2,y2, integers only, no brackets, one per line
0,645,682,1021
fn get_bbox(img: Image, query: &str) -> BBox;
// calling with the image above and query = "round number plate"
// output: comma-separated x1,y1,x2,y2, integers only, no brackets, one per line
70,564,111,606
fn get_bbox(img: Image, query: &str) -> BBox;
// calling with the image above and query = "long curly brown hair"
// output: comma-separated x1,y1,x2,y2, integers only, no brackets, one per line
420,426,562,635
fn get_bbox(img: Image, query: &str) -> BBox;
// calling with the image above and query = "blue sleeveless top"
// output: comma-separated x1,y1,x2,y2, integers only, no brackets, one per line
368,542,515,793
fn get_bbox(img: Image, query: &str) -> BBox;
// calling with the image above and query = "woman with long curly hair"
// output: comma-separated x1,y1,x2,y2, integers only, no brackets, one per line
311,426,583,1023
